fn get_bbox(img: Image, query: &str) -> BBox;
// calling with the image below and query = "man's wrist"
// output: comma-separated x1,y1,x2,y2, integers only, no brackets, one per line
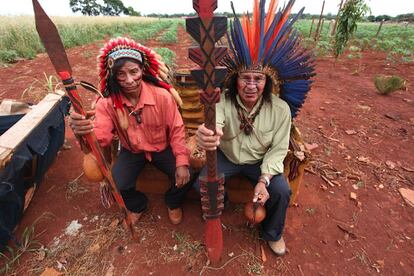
258,175,271,187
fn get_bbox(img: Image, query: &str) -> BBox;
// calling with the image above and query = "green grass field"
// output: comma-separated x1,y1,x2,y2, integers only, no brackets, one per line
0,16,176,65
0,16,413,66
296,19,414,62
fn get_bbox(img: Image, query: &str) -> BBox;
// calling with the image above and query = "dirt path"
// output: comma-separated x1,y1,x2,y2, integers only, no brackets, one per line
1,25,414,275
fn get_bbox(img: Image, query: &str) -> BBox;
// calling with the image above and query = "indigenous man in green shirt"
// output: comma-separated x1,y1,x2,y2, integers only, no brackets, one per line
195,0,314,256
196,71,292,256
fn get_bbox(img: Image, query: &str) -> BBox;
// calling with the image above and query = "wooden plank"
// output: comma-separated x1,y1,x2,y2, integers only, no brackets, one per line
0,91,65,168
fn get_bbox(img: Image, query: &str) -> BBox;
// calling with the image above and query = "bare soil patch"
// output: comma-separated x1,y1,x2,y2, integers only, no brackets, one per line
1,25,413,275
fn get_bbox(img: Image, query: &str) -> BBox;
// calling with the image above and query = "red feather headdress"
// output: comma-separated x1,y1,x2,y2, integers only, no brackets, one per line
96,37,183,130
97,37,160,108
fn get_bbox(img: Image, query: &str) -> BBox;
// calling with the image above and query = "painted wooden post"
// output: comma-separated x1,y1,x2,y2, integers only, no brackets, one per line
375,19,385,37
314,0,326,41
309,16,316,38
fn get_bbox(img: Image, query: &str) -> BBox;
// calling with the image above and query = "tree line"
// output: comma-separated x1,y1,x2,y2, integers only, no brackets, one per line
134,12,414,23
69,0,140,16
366,13,414,23
68,1,413,23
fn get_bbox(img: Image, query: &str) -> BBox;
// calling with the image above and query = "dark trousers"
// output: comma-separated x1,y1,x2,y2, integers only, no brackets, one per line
112,147,192,213
194,150,291,241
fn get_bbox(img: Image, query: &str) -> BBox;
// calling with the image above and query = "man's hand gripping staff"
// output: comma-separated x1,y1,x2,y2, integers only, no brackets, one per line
32,0,136,238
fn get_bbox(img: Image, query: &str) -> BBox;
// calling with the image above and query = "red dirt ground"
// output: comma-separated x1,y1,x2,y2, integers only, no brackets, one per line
1,25,413,275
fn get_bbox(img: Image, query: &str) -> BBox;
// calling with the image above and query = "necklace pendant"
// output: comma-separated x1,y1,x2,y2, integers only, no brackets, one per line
135,113,142,124
131,111,142,124
244,124,253,135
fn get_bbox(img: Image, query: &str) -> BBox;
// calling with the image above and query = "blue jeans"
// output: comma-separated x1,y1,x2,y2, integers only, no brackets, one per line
112,147,192,213
194,150,291,241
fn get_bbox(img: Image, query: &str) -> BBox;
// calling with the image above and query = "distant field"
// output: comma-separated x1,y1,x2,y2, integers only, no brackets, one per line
0,16,413,66
295,19,414,63
0,16,178,65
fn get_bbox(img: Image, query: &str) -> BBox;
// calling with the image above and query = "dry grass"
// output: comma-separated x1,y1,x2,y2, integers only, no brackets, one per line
374,74,406,95
149,230,205,272
65,173,89,200
19,73,63,102
0,226,42,275
24,214,126,276
0,15,155,30
2,209,275,275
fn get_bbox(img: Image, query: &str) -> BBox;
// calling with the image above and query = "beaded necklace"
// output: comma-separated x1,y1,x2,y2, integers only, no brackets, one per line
235,98,264,135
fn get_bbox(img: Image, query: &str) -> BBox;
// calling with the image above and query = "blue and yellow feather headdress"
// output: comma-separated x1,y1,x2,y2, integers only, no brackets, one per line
222,0,315,117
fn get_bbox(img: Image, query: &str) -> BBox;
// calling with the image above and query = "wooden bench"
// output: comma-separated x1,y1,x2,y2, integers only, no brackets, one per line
134,124,309,205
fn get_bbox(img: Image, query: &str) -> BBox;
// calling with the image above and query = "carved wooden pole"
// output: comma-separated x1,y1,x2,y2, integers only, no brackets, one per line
186,0,227,264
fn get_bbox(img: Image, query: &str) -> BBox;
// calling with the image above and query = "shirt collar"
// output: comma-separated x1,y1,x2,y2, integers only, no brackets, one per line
236,94,264,115
120,80,156,109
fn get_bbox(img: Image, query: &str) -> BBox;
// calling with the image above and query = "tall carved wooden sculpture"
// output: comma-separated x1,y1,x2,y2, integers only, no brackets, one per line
186,0,227,263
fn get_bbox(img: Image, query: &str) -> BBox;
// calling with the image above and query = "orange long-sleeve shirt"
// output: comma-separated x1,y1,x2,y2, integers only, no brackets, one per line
93,81,189,168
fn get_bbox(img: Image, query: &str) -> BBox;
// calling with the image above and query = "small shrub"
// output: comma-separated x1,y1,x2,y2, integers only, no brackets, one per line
387,48,414,64
374,74,406,95
348,45,361,52
347,52,362,59
157,20,180,44
153,47,176,68
302,37,316,49
315,40,332,56
0,50,19,63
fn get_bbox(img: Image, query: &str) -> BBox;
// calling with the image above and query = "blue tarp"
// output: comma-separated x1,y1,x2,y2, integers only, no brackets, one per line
0,97,70,250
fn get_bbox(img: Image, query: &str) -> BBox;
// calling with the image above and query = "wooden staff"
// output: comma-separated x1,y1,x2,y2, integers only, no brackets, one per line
186,0,227,264
32,0,136,238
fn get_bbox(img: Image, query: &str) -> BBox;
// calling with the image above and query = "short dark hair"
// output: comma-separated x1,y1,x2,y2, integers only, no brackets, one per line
107,58,143,96
224,73,273,104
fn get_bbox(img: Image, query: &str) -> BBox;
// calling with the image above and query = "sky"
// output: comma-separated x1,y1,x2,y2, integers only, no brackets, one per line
1,0,413,17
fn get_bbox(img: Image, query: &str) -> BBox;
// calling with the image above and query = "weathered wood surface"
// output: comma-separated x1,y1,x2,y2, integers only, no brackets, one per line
0,91,65,169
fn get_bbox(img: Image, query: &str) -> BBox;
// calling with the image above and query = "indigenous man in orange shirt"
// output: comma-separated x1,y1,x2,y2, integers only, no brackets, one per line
69,37,190,225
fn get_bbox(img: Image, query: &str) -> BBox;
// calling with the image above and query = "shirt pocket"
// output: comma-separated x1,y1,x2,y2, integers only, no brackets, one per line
221,125,238,142
144,124,167,144
254,129,273,150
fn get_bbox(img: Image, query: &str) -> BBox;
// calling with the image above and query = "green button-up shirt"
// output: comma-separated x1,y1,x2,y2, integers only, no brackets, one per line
216,93,291,175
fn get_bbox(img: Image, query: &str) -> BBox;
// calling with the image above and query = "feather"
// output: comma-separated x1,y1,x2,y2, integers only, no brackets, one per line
252,0,260,61
257,0,266,62
264,0,278,32
263,10,283,56
265,8,304,61
229,21,242,66
231,3,251,66
266,0,295,52
227,0,315,118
